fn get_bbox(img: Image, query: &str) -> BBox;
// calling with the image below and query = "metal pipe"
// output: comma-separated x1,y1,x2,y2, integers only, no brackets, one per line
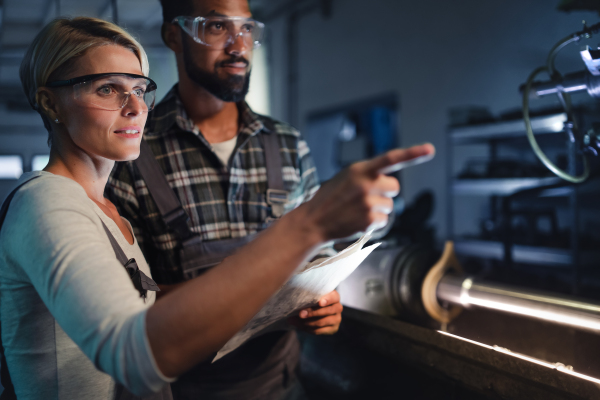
437,274,600,333
521,70,600,99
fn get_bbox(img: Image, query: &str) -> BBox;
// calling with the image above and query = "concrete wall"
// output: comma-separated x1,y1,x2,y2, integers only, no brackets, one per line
266,0,595,240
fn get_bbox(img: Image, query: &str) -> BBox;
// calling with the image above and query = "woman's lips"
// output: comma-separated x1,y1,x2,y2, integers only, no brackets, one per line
114,131,141,138
115,125,141,133
114,126,141,138
115,125,142,137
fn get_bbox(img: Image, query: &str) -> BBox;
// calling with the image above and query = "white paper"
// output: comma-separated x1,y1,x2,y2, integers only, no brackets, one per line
213,235,380,361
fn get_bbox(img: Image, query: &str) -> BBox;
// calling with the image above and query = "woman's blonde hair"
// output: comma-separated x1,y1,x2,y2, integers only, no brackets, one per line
19,17,150,144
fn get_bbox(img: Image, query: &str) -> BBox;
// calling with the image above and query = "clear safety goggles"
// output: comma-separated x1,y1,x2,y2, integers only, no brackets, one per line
173,16,265,49
46,73,158,112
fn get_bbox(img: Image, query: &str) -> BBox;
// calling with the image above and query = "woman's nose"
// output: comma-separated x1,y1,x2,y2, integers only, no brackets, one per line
121,92,146,115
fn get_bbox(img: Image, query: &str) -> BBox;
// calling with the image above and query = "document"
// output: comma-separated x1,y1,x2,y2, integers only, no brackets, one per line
213,234,380,361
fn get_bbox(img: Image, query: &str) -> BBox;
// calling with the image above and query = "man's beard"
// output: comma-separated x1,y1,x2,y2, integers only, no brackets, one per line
182,39,251,103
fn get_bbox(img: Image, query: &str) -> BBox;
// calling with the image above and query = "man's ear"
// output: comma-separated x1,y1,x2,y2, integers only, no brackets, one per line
35,88,61,122
162,22,183,54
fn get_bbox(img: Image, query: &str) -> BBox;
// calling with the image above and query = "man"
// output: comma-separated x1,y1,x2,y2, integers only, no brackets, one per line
105,0,343,398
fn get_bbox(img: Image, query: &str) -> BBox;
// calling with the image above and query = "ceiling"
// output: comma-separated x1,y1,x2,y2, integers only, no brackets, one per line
0,0,290,47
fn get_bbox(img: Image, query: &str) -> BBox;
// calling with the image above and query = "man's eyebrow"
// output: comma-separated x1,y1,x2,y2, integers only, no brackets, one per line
205,10,227,17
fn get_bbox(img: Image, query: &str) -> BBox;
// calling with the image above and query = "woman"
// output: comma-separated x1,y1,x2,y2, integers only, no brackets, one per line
0,16,433,399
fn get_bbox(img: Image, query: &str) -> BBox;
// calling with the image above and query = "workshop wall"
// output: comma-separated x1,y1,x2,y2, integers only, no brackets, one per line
266,0,594,240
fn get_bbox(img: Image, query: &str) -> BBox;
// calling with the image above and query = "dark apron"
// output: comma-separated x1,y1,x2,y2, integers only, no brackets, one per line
0,176,171,400
134,131,300,399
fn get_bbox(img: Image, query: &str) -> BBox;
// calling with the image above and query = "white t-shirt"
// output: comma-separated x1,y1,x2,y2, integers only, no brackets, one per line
0,171,172,399
211,135,238,167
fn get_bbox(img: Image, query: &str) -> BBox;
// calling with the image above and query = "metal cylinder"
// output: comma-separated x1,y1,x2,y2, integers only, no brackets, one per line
523,70,600,99
437,274,600,333
337,245,439,322
336,247,406,317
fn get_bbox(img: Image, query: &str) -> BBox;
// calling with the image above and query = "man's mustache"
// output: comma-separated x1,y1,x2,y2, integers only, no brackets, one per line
219,57,249,67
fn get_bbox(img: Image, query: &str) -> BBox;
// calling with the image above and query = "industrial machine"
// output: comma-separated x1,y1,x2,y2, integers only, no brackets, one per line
522,21,600,183
322,19,600,400
339,19,600,334
302,239,595,399
337,242,600,334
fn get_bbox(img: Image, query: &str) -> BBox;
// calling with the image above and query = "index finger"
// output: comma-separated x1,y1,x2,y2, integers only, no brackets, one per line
362,144,435,174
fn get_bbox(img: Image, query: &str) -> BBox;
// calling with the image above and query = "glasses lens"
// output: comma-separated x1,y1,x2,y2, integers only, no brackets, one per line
73,75,156,111
144,89,156,111
201,17,264,49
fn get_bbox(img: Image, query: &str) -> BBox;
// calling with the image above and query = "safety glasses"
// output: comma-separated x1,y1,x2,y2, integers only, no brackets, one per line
173,16,265,49
46,73,158,112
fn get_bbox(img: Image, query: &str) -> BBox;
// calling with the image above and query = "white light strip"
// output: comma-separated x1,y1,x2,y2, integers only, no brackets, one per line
0,156,23,179
437,331,600,385
461,296,600,332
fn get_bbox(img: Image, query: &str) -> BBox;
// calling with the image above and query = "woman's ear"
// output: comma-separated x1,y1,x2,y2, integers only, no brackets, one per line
35,87,61,122
162,23,184,54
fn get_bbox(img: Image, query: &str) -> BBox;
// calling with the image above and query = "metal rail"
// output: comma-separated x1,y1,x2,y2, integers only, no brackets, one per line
437,274,600,333
522,71,600,99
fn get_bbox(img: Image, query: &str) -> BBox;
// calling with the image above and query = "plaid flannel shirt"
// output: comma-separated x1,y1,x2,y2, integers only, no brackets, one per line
106,86,321,284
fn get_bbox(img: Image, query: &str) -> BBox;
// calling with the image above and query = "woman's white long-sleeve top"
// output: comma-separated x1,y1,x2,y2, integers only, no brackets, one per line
0,171,173,398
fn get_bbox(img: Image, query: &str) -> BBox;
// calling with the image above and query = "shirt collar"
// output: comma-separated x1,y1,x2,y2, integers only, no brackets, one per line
145,84,268,138
238,101,267,137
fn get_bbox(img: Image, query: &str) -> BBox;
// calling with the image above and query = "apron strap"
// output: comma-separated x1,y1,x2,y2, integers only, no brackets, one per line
135,140,193,240
101,221,130,265
100,221,160,298
260,131,288,219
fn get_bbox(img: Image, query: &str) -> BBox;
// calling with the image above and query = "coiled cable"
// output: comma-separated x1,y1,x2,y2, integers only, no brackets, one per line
522,32,592,183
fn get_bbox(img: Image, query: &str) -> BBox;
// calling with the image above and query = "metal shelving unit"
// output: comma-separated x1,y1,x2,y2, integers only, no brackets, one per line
453,239,600,267
446,112,600,291
450,113,567,143
453,177,562,196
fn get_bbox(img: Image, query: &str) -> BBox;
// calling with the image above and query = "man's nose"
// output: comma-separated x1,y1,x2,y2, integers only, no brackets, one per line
225,32,248,56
